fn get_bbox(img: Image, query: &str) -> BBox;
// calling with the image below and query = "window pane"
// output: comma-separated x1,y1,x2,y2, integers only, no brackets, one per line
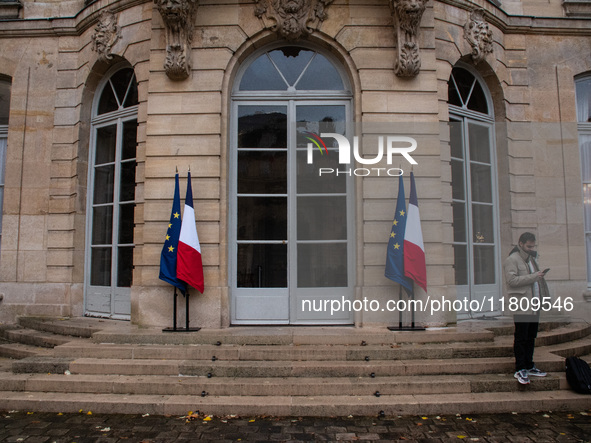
122,120,137,160
296,150,345,194
0,80,10,125
576,76,591,123
473,245,495,285
297,243,347,287
93,165,114,204
453,244,468,285
119,161,136,202
117,246,133,287
92,205,113,245
238,106,287,149
580,136,591,182
470,163,492,203
451,159,465,200
268,47,314,86
0,136,6,184
449,121,463,159
118,203,135,244
110,69,134,106
297,54,344,90
0,189,4,233
91,247,111,286
452,202,466,243
296,105,346,143
587,234,591,281
237,244,287,287
95,125,117,164
297,196,346,241
472,204,494,244
98,83,118,115
123,75,138,108
584,184,591,231
240,54,287,91
467,80,488,114
238,151,287,194
447,78,462,108
451,68,476,106
237,197,287,240
468,123,491,164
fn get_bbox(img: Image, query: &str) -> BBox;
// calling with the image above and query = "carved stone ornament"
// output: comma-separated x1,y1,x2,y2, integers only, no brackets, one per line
254,0,334,41
389,0,428,78
154,0,198,81
464,8,493,65
91,10,122,63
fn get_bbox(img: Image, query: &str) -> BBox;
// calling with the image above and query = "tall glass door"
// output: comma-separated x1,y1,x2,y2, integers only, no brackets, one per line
231,101,354,324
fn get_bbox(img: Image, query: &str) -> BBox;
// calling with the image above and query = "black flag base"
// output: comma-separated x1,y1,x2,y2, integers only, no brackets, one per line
387,325,426,331
162,288,201,332
387,284,425,332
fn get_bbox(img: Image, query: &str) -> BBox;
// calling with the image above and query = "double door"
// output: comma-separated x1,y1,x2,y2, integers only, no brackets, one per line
230,101,354,324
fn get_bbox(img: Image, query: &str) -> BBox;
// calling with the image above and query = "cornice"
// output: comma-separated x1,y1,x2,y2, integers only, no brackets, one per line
0,0,589,39
439,0,591,36
0,0,149,38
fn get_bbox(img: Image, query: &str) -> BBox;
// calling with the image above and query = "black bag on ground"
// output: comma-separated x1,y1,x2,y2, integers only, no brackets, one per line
565,356,591,394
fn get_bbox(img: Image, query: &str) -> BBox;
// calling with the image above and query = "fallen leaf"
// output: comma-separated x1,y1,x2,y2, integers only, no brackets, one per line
203,416,212,421
457,436,466,439
422,416,428,420
542,414,550,418
249,419,255,423
87,411,92,415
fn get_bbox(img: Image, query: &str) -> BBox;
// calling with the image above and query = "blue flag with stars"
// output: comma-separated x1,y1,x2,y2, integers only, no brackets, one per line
385,175,413,296
159,173,187,295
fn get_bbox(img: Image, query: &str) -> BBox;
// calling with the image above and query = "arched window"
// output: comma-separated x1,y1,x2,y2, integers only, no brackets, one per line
230,45,354,325
85,66,138,319
576,74,591,286
448,64,501,318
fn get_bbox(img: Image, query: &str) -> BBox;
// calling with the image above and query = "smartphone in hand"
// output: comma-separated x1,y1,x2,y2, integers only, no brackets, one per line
542,268,550,274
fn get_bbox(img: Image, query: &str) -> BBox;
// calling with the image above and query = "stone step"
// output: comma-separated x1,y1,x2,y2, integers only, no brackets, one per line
542,336,591,359
12,355,567,377
2,328,72,348
17,317,102,338
90,327,497,346
0,372,564,397
1,390,590,417
52,341,514,361
0,343,49,360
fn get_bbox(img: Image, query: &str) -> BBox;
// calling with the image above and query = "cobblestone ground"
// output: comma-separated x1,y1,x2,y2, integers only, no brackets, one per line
0,410,590,442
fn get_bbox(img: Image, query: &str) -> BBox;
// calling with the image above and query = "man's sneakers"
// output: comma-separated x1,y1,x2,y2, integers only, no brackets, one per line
527,366,547,377
514,366,547,385
514,369,530,385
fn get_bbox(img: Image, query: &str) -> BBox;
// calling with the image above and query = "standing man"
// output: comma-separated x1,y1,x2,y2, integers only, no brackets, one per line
504,232,549,385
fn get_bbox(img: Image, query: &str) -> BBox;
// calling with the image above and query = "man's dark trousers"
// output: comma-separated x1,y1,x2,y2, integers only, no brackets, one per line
514,314,540,372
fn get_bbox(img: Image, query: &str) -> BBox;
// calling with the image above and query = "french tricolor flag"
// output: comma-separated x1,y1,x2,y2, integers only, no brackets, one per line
404,172,427,292
177,172,204,293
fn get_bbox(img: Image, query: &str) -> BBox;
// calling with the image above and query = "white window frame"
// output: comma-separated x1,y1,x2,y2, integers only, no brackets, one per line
229,43,355,325
449,62,502,319
575,74,591,287
84,64,138,319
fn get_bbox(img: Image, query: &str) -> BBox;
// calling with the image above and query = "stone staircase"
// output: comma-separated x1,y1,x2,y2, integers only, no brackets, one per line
0,317,591,417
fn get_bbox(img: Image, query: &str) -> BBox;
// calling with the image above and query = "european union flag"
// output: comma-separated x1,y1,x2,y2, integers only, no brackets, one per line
385,174,413,296
159,172,187,295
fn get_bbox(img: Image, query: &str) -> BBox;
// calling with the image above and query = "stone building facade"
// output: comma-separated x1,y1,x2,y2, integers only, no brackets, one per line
0,0,590,328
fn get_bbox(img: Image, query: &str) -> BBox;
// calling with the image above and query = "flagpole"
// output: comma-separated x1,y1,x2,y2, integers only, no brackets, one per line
398,285,403,329
173,287,177,331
